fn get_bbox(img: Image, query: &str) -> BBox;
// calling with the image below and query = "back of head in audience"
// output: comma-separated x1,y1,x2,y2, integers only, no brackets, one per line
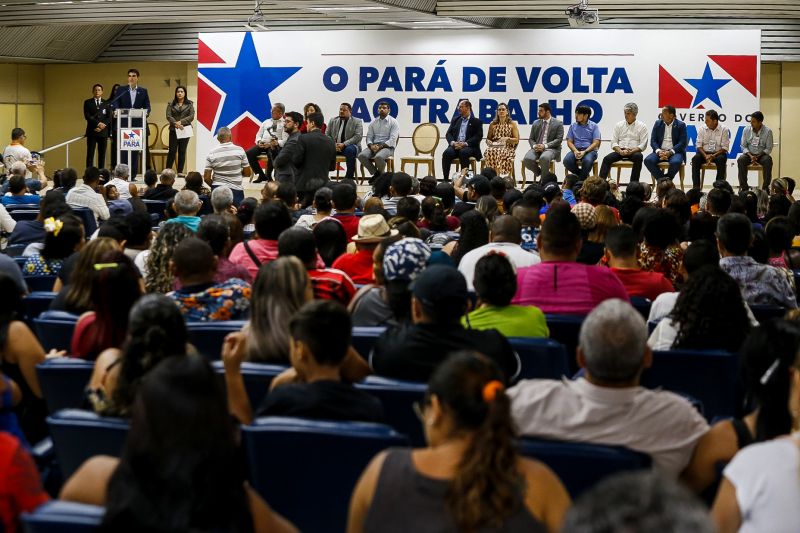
98,215,131,244
655,178,676,204
396,196,421,222
183,171,206,194
663,189,691,226
563,471,714,533
171,237,217,285
383,238,432,323
511,194,544,228
580,177,608,205
64,237,121,314
8,175,26,195
332,182,357,213
125,212,153,250
473,252,517,307
502,189,523,214
255,200,292,241
766,193,791,221
434,182,456,210
210,186,234,214
451,210,489,265
741,192,761,224
411,264,468,326
278,227,317,268
313,218,347,267
419,175,437,197
490,176,507,201
475,195,498,222
290,300,352,368
765,216,795,257
490,215,522,245
579,299,648,385
604,224,637,260
88,251,142,360
389,172,413,198
538,204,581,260
687,210,718,243
706,188,732,216
145,222,194,294
173,190,201,216
683,239,720,275
197,215,232,257
642,209,680,249
43,214,84,260
312,187,333,215
237,197,258,228
143,169,158,188
421,197,448,231
717,213,753,256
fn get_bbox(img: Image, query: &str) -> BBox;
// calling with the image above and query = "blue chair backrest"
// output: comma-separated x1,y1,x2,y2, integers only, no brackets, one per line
198,195,212,216
141,199,168,221
36,358,94,414
642,349,740,420
21,501,103,533
544,314,585,374
242,417,409,533
23,291,57,322
509,337,569,381
211,360,287,409
9,209,38,222
4,243,27,257
25,275,56,292
352,326,386,359
356,376,427,447
749,304,786,323
13,256,27,269
34,310,79,351
4,203,39,210
72,207,97,237
519,437,651,498
185,321,247,360
629,296,652,319
47,409,129,479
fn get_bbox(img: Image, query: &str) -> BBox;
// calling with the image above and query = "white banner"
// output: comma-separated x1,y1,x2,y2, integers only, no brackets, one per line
196,29,760,178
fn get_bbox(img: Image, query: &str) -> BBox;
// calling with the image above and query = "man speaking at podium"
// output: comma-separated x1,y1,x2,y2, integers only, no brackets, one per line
113,68,151,178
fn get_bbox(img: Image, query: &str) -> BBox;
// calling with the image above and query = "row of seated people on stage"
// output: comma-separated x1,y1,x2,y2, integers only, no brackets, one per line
1,165,800,531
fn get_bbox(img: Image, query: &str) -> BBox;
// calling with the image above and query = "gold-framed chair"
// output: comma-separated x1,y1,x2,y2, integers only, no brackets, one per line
519,161,555,188
564,160,598,178
147,123,169,171
612,160,686,190
400,123,440,178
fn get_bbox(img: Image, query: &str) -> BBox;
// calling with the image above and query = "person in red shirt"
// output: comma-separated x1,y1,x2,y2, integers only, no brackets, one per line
331,182,360,242
0,432,49,533
333,214,398,285
605,224,674,300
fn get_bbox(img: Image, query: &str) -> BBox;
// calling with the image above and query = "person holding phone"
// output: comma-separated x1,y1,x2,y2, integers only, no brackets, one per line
246,102,288,183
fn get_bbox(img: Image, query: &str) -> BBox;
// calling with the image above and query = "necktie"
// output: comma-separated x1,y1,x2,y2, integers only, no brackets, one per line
537,121,547,144
96,99,100,108
339,119,347,143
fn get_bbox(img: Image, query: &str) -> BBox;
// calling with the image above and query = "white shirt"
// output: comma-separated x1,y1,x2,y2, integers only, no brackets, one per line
647,291,759,335
204,142,248,191
724,437,800,533
134,249,150,279
254,117,288,147
2,144,30,168
661,121,674,151
457,241,540,291
66,183,110,223
0,204,15,233
611,119,649,151
508,377,709,477
696,124,730,153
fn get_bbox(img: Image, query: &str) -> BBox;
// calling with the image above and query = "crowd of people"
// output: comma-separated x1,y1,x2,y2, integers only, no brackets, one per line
0,91,798,532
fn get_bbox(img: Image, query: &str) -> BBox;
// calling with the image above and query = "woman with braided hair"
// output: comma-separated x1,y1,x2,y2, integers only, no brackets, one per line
348,351,570,533
139,222,193,293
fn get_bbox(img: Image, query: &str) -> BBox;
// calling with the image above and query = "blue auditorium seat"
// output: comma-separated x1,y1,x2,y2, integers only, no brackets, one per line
629,296,652,319
519,437,651,498
242,417,408,533
36,358,94,414
141,199,168,222
509,337,569,381
185,320,247,360
544,314,584,374
25,275,57,292
356,376,427,446
46,409,129,479
749,304,787,323
72,207,97,237
642,349,739,420
21,501,103,532
34,311,79,351
211,360,287,408
4,243,27,257
351,326,386,359
9,209,38,222
23,291,58,322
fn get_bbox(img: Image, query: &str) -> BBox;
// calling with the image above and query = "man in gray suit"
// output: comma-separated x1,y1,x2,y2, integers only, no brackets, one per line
294,112,336,208
273,111,303,183
327,102,363,180
523,103,564,180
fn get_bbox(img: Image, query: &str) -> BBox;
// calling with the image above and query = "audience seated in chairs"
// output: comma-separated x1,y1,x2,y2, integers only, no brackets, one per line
370,263,519,383
182,170,211,197
508,299,709,479
164,189,202,232
462,252,548,339
1,174,40,207
8,189,71,249
334,214,398,286
605,225,674,300
637,208,685,287
313,218,348,268
142,168,178,201
348,351,570,533
229,200,293,280
121,211,153,264
223,300,381,426
71,252,143,361
330,182,360,242
191,214,252,286
85,293,187,416
50,237,120,314
648,265,752,352
61,353,299,533
23,213,84,278
512,205,628,314
167,238,250,322
137,222,193,292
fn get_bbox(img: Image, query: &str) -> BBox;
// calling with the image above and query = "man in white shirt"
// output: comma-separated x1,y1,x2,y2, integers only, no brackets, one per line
203,127,251,206
245,103,287,183
457,215,540,291
66,167,110,223
508,299,709,479
106,163,138,200
2,127,45,194
599,103,649,182
357,101,400,182
691,110,730,188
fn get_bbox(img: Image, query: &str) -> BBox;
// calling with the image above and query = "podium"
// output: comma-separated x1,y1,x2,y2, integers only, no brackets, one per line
115,108,147,179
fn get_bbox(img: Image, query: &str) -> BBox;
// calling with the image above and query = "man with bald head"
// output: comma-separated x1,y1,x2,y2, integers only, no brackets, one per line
457,214,540,291
203,126,251,206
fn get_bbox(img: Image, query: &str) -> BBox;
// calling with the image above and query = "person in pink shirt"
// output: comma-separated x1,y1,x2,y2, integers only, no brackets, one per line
513,204,629,315
228,200,292,279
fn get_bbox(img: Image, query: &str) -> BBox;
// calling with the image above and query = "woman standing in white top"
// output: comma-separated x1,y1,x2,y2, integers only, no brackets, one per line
711,350,800,533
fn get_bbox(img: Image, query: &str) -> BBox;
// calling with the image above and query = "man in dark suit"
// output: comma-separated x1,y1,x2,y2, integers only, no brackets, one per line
113,68,151,179
274,111,303,184
84,83,111,170
327,103,363,180
293,112,336,207
522,102,564,179
644,105,687,182
442,99,483,180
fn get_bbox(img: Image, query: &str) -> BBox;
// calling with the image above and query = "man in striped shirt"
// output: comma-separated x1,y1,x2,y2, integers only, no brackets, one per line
203,126,251,206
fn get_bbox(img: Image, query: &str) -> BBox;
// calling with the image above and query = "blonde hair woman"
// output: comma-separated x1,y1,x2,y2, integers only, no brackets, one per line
483,103,520,177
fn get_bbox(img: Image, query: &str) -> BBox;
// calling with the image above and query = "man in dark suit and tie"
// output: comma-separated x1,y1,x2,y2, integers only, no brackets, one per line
644,105,688,182
442,100,483,180
522,102,564,179
113,68,151,178
294,112,336,208
84,83,111,170
327,103,363,180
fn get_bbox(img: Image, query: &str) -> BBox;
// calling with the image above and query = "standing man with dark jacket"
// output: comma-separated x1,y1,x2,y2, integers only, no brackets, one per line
442,99,483,180
113,68,151,179
293,112,336,207
84,83,111,170
273,111,303,184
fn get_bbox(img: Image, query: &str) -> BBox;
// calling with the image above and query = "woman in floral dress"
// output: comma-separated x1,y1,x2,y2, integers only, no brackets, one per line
483,103,520,176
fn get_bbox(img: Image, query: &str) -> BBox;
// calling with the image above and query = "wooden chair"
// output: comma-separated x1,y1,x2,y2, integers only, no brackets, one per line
612,160,686,190
147,123,169,172
359,155,395,184
699,162,727,189
400,123,440,178
333,155,347,179
519,160,555,188
657,161,686,190
453,157,478,176
742,162,765,189
480,159,515,181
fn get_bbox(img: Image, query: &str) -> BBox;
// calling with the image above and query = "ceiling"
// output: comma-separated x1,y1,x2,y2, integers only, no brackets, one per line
0,0,796,62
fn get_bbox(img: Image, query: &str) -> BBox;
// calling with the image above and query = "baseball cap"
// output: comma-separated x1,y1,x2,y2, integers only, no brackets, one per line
410,264,468,316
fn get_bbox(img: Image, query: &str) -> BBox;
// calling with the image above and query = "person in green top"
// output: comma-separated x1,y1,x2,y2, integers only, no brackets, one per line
462,252,549,338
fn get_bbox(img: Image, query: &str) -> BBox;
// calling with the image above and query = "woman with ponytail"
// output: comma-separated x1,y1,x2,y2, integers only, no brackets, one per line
348,351,570,533
85,293,188,416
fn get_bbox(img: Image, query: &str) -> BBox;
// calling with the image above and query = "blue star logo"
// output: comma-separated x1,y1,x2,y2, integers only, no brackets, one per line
199,33,301,131
685,62,730,108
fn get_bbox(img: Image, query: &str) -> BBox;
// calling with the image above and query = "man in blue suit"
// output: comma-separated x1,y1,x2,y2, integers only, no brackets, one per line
113,68,151,178
644,105,687,182
442,99,483,180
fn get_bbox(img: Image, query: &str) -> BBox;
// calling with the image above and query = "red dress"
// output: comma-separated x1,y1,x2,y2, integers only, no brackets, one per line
0,432,49,533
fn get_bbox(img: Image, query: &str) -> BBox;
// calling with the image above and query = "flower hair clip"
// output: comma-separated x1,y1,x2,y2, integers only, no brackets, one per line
43,217,63,237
